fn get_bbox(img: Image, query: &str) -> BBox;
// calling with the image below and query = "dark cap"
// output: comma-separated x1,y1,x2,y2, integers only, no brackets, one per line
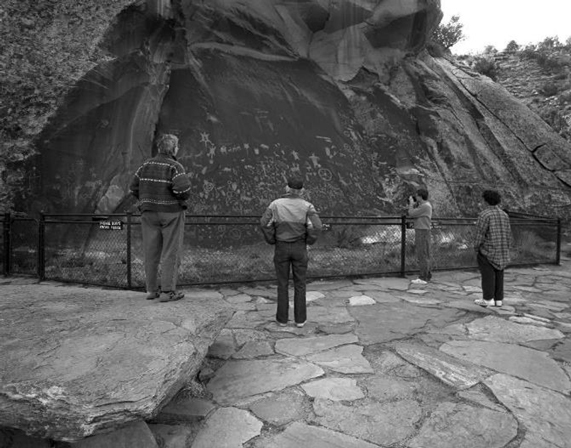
287,176,304,190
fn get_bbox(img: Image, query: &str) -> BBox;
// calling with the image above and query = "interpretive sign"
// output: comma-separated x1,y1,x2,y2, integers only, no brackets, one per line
99,220,123,230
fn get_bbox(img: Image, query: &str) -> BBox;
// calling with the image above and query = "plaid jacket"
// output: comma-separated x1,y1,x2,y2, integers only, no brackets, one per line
130,154,191,213
473,205,512,270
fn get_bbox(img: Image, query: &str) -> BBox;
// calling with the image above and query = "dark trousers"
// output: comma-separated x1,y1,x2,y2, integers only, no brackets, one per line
274,240,308,324
477,252,504,301
415,229,432,281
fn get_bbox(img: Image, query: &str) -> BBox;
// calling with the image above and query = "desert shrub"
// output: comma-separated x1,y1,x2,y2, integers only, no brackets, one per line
519,44,568,74
558,90,571,104
505,40,520,53
538,36,562,51
483,45,498,55
540,81,561,97
472,56,498,80
538,55,567,73
430,15,465,50
520,44,537,60
539,106,568,134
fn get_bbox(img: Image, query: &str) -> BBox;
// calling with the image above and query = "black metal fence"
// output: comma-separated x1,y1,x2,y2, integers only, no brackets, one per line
0,212,562,288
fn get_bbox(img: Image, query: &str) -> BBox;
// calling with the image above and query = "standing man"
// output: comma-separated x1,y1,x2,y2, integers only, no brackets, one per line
261,176,322,328
130,133,191,302
408,188,433,284
473,190,512,308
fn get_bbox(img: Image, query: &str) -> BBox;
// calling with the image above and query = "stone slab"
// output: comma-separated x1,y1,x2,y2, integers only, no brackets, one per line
152,398,215,424
441,340,571,393
302,378,364,401
486,374,571,448
312,398,421,446
0,285,232,441
249,391,307,426
254,421,379,448
207,359,324,405
148,424,197,448
395,343,493,389
73,421,158,448
464,316,565,343
408,402,517,448
191,407,262,448
306,344,374,374
275,334,358,357
351,303,462,345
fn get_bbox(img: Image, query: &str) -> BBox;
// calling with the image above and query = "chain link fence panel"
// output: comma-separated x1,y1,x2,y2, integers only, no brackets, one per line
10,217,38,277
0,215,6,275
43,216,131,288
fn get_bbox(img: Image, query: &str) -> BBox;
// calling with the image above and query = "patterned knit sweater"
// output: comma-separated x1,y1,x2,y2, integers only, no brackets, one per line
130,154,191,213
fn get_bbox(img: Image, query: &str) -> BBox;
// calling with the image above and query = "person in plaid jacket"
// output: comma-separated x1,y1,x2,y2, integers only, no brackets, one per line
473,190,512,308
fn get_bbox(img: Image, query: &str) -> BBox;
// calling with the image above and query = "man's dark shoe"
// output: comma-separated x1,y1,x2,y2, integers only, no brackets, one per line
159,291,184,302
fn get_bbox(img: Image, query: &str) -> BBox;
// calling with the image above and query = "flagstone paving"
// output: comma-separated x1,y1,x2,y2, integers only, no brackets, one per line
189,261,571,448
2,259,571,447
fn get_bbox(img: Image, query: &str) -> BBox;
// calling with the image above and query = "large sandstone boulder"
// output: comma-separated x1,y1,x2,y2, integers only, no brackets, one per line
0,285,233,442
3,0,571,219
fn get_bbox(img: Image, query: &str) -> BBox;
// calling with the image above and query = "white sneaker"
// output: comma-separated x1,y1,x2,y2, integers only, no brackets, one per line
494,300,503,307
474,298,493,308
275,320,287,327
296,321,306,328
411,278,428,285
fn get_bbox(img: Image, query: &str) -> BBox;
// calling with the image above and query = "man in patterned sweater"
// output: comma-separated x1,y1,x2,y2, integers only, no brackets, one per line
130,133,191,302
473,190,512,308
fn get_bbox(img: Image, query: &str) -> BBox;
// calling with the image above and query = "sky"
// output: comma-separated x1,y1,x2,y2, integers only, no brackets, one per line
439,0,571,54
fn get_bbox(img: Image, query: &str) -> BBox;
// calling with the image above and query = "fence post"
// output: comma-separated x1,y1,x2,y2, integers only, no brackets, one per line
126,212,132,289
3,213,11,276
400,214,407,277
38,213,46,281
556,218,562,265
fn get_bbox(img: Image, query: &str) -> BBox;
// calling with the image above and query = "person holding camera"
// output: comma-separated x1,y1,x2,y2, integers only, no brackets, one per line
407,188,433,284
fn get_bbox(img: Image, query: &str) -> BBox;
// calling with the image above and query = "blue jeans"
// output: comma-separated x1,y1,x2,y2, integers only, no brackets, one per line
141,211,185,293
274,240,308,324
477,252,504,301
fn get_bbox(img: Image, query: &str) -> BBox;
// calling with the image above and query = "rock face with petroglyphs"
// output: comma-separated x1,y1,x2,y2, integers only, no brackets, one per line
10,0,571,218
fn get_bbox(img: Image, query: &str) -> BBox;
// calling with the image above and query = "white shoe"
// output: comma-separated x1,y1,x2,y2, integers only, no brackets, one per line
474,298,493,308
494,300,503,307
296,321,306,328
411,278,428,285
